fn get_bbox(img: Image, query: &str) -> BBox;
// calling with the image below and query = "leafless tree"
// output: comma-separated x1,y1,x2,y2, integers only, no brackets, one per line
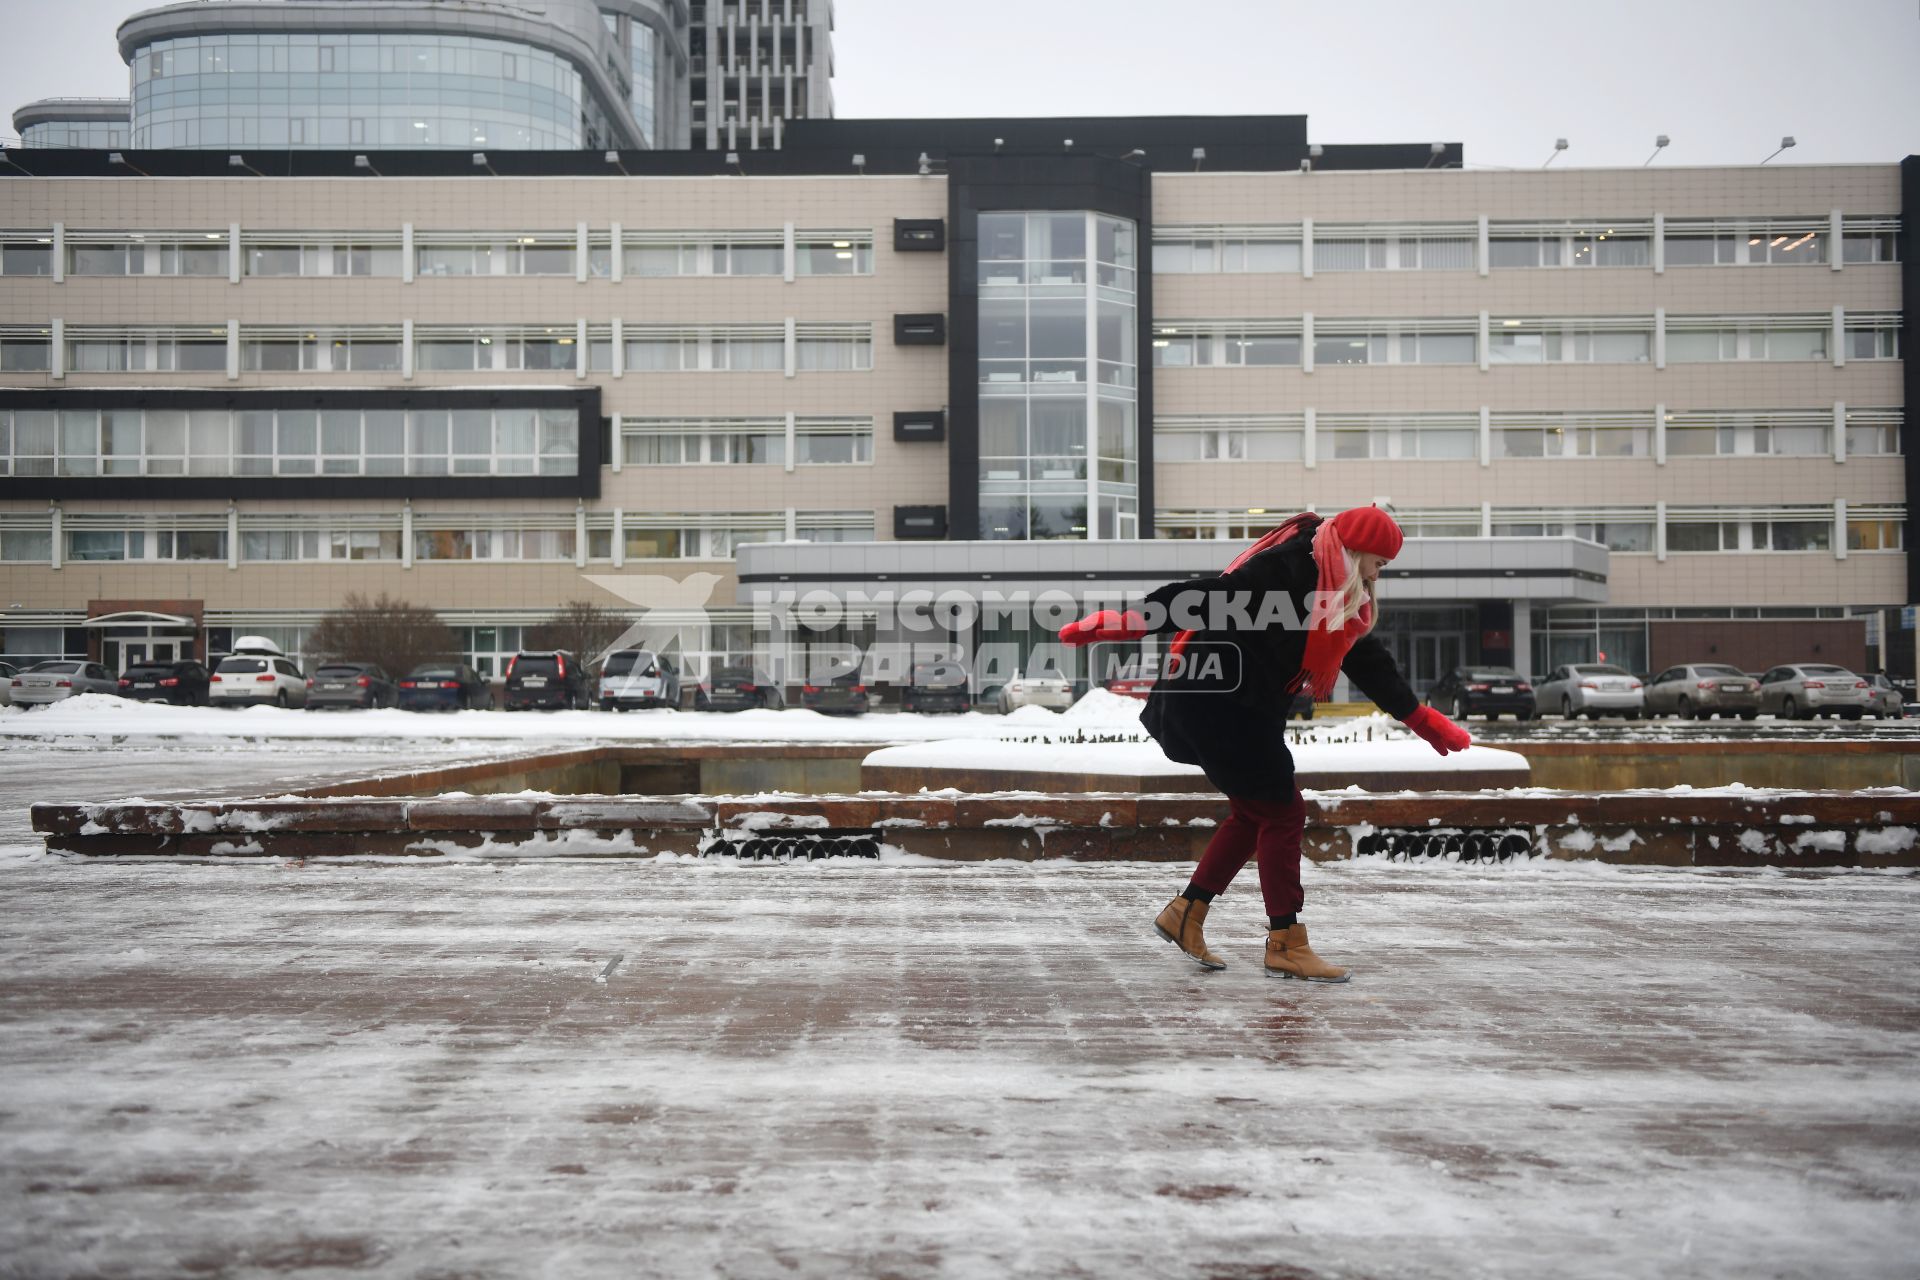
305,592,460,679
528,599,631,666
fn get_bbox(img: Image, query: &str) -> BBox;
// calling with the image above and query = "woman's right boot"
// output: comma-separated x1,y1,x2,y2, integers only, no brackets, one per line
1153,896,1226,970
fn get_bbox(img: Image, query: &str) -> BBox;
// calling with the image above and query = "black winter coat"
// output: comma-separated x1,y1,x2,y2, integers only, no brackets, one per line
1138,532,1418,801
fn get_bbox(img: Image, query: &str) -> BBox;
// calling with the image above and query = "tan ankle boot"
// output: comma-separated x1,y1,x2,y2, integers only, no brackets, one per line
1265,923,1349,983
1153,896,1226,970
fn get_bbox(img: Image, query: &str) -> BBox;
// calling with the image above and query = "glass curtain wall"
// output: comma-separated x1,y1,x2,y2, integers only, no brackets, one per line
130,33,606,149
977,211,1139,540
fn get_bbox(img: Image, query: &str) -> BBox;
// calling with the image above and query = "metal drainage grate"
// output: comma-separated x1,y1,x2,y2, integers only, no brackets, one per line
1353,828,1533,863
700,828,883,860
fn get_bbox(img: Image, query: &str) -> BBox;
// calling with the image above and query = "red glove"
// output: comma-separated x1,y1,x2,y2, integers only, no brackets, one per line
1058,609,1149,647
1403,705,1472,756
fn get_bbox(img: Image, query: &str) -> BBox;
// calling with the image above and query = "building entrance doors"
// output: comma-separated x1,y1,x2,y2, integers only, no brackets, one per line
103,638,183,674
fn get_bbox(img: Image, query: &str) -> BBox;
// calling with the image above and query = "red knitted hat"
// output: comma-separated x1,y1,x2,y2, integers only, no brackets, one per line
1329,506,1404,560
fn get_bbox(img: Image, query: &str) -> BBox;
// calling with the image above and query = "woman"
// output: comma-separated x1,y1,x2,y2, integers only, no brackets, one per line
1060,506,1471,982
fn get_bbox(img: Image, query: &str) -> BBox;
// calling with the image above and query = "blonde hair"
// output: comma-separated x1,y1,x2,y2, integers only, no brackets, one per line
1326,549,1378,634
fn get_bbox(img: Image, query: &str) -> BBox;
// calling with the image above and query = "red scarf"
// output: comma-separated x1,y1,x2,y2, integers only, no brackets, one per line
1288,517,1374,700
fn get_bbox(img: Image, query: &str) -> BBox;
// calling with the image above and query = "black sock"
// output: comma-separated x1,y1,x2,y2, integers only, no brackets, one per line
1269,913,1297,930
1181,885,1216,904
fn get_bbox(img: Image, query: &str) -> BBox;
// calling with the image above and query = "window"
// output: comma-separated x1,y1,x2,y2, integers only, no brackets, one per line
1842,230,1899,263
1,243,53,276
68,240,229,277
68,530,134,561
1488,324,1651,364
1844,413,1901,457
1845,326,1899,361
1153,236,1300,274
795,428,873,465
795,236,874,275
1493,415,1651,459
1311,325,1477,367
1151,326,1300,368
1489,224,1650,270
413,528,577,561
0,333,51,372
1764,520,1830,552
1320,416,1479,461
0,528,52,561
795,328,873,372
1667,323,1829,362
1847,520,1902,552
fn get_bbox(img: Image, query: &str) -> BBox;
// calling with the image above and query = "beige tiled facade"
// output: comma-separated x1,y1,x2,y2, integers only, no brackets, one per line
0,160,1908,680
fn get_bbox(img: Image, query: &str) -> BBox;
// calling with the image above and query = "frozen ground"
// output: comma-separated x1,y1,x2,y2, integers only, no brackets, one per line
1,856,1916,1279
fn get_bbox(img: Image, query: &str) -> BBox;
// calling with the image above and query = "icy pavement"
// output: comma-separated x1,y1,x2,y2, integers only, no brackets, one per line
2,857,1916,1278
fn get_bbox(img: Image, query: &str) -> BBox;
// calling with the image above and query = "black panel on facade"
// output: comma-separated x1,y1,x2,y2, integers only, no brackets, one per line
894,505,948,539
894,218,947,251
0,387,603,502
892,410,947,442
893,314,947,346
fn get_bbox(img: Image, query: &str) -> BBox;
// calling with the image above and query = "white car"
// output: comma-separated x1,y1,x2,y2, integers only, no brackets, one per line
210,639,308,709
0,660,14,706
8,660,119,706
997,668,1074,713
598,649,682,711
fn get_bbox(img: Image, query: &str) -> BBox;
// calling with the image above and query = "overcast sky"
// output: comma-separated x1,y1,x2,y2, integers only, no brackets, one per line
5,0,1917,166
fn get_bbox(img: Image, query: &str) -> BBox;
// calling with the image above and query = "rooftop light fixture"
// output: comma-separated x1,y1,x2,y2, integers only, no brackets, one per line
1191,146,1206,172
472,151,496,175
353,154,382,176
227,154,264,176
108,151,149,176
1643,134,1670,166
604,149,629,176
1760,135,1796,164
1424,140,1446,169
851,153,864,174
1541,138,1568,168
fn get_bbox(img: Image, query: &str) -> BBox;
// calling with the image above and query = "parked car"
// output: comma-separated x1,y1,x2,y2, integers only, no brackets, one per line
117,659,211,706
9,660,119,706
1103,675,1155,700
904,660,973,713
1532,663,1645,720
1864,673,1907,719
997,666,1074,714
305,662,398,711
397,663,492,712
0,660,16,707
696,666,785,712
210,653,308,708
503,650,589,710
801,670,870,716
1643,664,1760,720
1426,666,1534,720
599,649,682,711
1757,664,1871,721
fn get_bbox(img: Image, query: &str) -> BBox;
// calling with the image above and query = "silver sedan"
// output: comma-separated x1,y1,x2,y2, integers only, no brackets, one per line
1643,664,1760,720
1756,664,1871,721
1532,663,1646,720
8,660,121,706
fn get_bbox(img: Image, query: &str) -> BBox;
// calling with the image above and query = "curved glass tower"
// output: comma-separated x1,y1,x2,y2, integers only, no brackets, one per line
118,0,650,150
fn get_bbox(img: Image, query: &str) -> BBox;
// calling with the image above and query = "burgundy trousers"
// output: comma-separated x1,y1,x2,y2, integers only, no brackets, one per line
1189,791,1308,918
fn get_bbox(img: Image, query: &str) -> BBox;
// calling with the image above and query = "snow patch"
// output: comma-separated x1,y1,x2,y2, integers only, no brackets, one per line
1791,831,1848,855
1858,827,1917,855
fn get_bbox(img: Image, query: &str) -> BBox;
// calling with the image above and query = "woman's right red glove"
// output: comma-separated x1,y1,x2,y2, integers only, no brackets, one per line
1058,609,1149,647
1402,705,1472,756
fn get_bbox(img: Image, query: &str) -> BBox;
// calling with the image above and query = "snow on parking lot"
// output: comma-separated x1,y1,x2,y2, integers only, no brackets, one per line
0,688,1409,748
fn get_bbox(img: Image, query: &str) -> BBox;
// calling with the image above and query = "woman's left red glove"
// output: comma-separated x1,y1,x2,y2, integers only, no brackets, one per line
1058,609,1149,647
1402,705,1472,756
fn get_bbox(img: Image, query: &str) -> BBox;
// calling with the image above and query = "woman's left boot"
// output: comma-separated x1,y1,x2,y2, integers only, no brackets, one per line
1153,896,1226,970
1264,924,1350,983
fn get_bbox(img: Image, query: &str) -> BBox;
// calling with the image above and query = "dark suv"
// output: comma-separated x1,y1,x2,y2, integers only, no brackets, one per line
117,660,211,705
902,660,971,714
398,663,492,712
696,666,785,712
504,650,589,710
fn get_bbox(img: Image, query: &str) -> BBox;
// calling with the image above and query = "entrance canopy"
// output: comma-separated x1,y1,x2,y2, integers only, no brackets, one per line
83,611,196,629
